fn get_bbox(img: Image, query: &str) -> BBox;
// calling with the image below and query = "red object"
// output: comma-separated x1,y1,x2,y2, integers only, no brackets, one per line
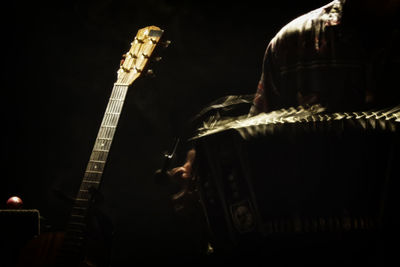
6,196,23,209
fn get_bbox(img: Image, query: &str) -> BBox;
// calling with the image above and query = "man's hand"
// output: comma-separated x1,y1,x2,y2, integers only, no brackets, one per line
169,148,196,180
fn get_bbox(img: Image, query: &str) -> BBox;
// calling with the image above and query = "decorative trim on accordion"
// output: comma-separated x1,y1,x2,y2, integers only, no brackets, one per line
193,105,400,140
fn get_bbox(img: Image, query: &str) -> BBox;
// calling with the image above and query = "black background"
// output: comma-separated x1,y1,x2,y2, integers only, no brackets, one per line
3,0,329,265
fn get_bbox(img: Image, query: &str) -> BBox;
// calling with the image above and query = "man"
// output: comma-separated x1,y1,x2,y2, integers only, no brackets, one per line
173,0,400,180
251,0,400,114
168,1,399,264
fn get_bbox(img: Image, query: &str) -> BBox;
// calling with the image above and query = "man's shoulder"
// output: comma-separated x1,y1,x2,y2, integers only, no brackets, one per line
271,0,343,48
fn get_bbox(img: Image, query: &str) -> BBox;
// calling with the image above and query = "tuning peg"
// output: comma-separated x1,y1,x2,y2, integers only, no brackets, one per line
120,54,126,66
146,69,155,77
133,37,144,44
160,40,171,48
129,52,137,59
153,56,162,62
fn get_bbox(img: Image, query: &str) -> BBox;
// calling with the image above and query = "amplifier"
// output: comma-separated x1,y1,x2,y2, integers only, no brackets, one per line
0,209,40,238
0,209,40,266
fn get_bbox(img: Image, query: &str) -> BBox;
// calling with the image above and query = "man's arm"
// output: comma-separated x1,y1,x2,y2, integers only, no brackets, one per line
249,41,281,115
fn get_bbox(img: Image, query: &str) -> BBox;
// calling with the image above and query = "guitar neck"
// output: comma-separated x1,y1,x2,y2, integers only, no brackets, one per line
76,83,129,207
64,83,129,236
52,26,166,267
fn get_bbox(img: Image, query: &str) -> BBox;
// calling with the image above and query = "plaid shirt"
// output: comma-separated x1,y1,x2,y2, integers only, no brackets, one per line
251,0,400,115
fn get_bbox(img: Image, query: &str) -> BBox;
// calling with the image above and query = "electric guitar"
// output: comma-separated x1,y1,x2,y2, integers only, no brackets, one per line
17,25,168,267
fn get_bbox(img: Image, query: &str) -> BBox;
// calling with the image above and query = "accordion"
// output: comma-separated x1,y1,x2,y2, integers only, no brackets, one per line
191,105,400,262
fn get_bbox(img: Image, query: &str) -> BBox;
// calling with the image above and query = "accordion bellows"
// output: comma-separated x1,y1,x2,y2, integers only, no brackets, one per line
192,104,399,254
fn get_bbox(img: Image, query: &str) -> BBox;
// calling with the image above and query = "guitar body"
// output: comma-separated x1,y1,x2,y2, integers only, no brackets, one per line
17,232,65,267
16,26,166,267
17,205,113,267
17,233,108,267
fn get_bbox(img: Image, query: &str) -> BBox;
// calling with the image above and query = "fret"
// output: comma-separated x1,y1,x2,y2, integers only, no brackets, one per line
70,207,87,215
106,99,123,114
83,172,101,180
75,190,89,200
79,182,96,192
86,161,104,172
98,126,116,139
84,171,101,178
75,194,88,202
102,114,111,127
89,160,106,163
98,127,116,139
106,100,117,114
100,127,110,139
98,127,107,139
111,85,128,98
110,103,122,114
75,198,88,201
70,212,86,218
117,85,129,98
97,137,113,141
76,191,90,199
83,173,101,181
79,184,96,193
86,163,105,173
83,176,101,184
82,180,100,184
76,195,89,201
90,151,108,161
101,113,119,127
94,139,112,151
86,161,105,172
76,196,89,203
92,148,109,152
87,160,105,166
114,83,129,86
92,149,109,152
76,189,89,196
69,214,86,222
85,170,103,174
104,112,120,116
111,98,124,109
110,93,124,101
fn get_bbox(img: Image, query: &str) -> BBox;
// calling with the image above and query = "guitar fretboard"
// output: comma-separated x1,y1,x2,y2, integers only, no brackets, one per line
65,83,128,239
81,83,128,202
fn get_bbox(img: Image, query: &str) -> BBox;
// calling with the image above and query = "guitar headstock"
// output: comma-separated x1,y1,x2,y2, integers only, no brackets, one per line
116,25,168,85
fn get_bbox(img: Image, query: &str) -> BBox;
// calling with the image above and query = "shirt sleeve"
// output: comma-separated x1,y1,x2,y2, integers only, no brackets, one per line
250,40,280,115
